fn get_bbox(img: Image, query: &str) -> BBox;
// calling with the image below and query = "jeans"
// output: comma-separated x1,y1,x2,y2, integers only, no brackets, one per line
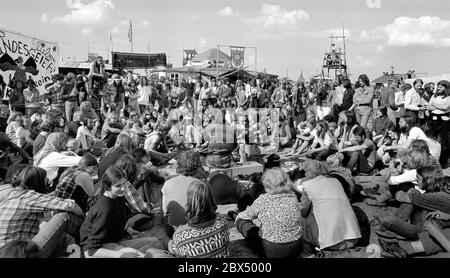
236,218,303,258
32,212,84,258
65,101,78,122
184,97,195,110
355,106,372,128
311,148,336,161
344,151,372,174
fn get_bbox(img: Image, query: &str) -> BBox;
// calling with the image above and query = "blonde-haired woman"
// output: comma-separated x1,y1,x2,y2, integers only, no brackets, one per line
168,180,230,258
300,160,361,251
235,168,303,258
34,132,82,186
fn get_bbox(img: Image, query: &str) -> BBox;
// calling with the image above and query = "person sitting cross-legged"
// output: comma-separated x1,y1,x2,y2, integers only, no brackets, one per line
337,126,378,175
235,168,303,258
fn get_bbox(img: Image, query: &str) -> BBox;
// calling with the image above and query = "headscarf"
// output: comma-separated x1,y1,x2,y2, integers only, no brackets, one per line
33,132,67,166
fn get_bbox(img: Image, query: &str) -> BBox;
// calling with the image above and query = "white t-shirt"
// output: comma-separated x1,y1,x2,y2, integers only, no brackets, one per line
36,152,82,184
137,85,152,105
406,127,427,145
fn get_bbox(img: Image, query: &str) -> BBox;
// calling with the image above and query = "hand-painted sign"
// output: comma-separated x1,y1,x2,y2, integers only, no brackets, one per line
0,28,59,94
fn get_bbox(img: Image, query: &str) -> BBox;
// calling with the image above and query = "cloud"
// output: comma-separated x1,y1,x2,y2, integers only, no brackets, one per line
217,7,238,17
51,0,115,25
244,4,309,39
189,14,199,21
40,13,49,23
359,16,450,48
138,20,150,29
81,28,93,35
111,20,129,34
353,55,375,68
199,37,207,49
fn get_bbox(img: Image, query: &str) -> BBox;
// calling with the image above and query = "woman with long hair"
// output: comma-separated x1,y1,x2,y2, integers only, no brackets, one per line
137,76,151,114
33,132,82,186
235,168,303,258
337,109,360,150
349,74,374,128
168,180,229,258
427,80,450,167
307,120,336,161
98,133,134,178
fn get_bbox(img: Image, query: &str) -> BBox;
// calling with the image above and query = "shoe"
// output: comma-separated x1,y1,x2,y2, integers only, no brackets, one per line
377,238,408,258
227,210,238,221
376,229,406,240
364,198,386,207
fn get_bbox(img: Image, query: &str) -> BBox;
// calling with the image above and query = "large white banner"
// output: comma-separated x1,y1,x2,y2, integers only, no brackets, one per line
0,28,59,95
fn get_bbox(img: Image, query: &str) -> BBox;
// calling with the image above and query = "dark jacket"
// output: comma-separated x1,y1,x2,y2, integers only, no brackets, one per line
341,88,355,111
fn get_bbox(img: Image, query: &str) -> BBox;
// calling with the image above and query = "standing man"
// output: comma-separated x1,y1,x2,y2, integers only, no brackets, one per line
61,72,79,122
404,79,426,122
45,74,65,113
23,79,41,116
380,79,398,124
88,56,107,113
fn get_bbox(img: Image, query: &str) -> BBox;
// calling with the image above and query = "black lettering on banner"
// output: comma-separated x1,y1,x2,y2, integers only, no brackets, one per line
23,43,29,56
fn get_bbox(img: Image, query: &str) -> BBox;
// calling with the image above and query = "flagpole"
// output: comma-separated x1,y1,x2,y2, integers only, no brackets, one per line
110,31,114,52
129,20,134,53
147,42,151,74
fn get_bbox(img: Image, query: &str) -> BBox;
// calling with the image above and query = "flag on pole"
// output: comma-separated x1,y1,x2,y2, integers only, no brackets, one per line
128,20,133,44
109,30,112,42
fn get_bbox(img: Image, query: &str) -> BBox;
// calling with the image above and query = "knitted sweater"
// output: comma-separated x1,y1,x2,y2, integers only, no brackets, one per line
171,214,230,258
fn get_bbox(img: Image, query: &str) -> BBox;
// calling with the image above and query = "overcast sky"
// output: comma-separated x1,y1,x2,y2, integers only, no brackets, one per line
1,0,450,81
